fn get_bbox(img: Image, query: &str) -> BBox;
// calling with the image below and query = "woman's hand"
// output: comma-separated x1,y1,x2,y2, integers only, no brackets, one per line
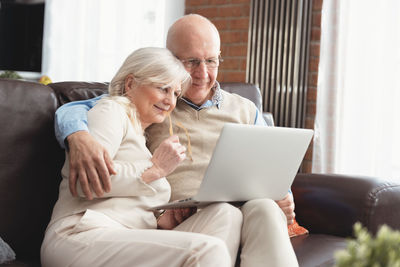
142,135,186,183
275,192,295,225
157,207,197,230
151,135,186,177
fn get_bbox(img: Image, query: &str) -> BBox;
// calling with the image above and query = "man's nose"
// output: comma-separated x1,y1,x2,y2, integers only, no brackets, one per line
192,62,208,79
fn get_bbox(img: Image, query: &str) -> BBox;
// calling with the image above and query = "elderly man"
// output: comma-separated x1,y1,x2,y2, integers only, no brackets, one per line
55,14,298,267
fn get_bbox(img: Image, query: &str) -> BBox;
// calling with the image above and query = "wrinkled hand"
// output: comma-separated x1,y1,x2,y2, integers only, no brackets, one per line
67,131,116,200
151,135,186,178
157,207,197,230
276,193,295,225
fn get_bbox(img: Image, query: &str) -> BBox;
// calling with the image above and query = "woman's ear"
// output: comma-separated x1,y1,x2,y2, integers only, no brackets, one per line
124,74,135,94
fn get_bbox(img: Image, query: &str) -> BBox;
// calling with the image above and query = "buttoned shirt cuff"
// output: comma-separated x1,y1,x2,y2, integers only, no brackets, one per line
56,120,89,150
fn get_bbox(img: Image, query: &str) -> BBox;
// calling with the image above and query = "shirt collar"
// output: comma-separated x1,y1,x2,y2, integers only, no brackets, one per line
181,81,222,111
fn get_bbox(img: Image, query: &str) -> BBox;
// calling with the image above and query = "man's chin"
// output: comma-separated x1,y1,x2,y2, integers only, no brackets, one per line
189,86,211,94
191,82,210,89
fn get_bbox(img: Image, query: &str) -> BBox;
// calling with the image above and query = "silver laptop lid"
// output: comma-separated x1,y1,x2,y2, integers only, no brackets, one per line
194,123,314,202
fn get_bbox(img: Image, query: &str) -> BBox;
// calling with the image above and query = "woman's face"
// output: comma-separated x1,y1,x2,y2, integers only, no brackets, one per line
125,76,181,129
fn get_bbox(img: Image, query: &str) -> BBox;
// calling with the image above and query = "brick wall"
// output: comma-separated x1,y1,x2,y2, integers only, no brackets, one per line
185,0,323,172
302,0,322,172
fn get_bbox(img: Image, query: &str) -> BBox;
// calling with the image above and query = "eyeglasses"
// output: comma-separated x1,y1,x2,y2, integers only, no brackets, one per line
179,56,223,70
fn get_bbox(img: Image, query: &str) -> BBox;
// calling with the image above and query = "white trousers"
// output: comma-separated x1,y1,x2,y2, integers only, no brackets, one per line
41,200,298,267
41,203,242,267
239,199,299,267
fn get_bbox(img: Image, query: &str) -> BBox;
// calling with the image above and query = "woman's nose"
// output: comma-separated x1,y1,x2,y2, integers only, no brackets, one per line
164,92,175,106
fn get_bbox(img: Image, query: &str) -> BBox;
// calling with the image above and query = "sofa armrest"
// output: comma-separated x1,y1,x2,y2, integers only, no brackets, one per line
292,173,400,237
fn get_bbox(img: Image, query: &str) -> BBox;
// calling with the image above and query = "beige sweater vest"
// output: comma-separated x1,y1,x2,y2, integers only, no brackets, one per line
146,90,257,201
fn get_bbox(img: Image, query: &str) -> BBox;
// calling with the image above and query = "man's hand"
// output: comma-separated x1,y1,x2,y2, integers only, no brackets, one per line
157,207,197,230
276,193,295,225
67,131,116,200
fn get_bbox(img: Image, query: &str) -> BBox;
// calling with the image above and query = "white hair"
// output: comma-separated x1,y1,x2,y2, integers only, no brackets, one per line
104,47,191,132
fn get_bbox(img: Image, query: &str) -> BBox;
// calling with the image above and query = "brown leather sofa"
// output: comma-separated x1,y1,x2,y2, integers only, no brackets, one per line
1,78,399,267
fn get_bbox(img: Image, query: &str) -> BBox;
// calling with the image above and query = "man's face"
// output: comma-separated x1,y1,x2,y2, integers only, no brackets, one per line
171,29,220,106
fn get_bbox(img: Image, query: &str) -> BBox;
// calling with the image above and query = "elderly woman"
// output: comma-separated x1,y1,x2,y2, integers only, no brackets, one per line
41,47,241,267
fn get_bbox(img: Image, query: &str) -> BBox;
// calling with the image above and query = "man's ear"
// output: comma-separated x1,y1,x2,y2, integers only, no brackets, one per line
124,74,135,94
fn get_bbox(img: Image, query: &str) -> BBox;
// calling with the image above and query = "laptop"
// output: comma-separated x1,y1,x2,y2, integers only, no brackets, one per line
151,123,314,210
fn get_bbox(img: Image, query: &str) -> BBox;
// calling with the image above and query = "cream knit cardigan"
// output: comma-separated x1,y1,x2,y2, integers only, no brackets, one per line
49,99,171,230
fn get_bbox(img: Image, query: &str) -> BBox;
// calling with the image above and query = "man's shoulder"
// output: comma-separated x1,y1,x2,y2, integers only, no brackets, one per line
89,97,127,118
220,89,257,108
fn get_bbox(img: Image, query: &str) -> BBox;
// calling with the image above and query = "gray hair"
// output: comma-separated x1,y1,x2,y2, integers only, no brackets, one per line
105,47,191,132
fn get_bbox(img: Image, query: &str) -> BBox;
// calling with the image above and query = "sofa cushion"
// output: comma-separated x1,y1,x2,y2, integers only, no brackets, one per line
291,234,347,267
0,237,15,264
49,82,108,105
0,259,40,267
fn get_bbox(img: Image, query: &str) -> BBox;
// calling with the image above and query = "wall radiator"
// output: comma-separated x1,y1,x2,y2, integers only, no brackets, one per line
246,0,313,128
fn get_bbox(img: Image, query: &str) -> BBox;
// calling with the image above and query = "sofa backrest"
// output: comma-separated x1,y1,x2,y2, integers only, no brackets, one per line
49,81,108,105
0,79,64,262
48,81,264,111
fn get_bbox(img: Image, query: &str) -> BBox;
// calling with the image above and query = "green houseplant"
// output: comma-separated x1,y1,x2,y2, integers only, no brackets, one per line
334,222,400,267
0,70,22,79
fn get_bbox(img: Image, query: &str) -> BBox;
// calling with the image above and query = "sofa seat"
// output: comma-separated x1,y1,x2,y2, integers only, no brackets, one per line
292,234,347,267
1,260,40,267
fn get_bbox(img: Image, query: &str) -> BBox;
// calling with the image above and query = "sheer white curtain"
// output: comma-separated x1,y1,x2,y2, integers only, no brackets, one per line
42,0,184,82
313,0,400,182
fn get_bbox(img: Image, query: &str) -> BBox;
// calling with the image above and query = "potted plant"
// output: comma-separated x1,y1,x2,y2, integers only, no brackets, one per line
334,222,400,267
0,70,22,79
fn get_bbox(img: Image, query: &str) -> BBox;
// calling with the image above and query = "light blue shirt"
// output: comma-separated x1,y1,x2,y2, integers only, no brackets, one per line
54,85,267,149
55,95,104,149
